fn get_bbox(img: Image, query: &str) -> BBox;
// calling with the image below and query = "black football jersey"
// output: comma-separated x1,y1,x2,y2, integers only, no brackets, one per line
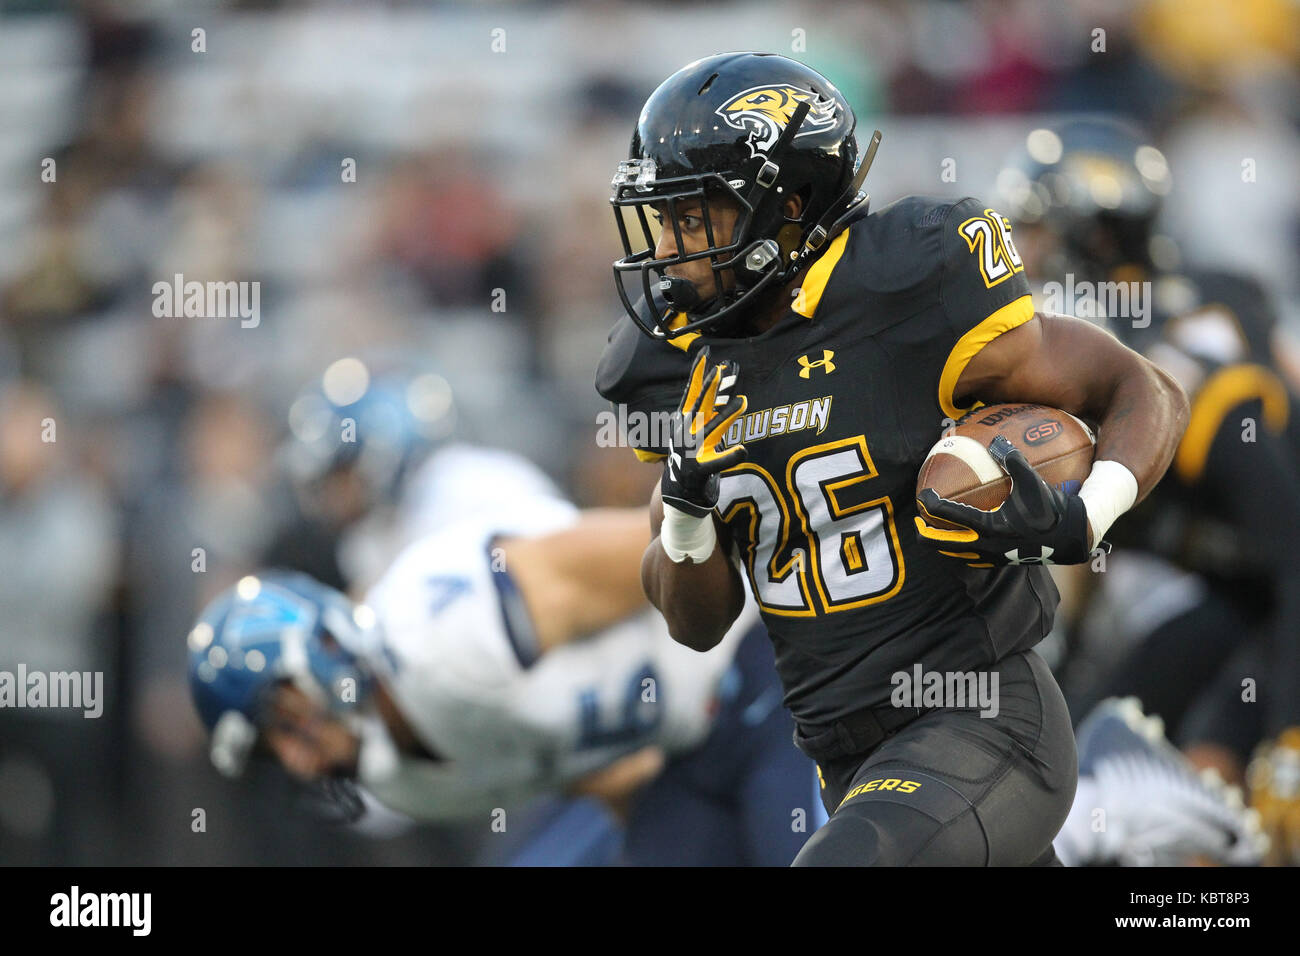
1150,266,1300,476
1150,267,1280,367
1108,326,1293,581
597,195,1060,726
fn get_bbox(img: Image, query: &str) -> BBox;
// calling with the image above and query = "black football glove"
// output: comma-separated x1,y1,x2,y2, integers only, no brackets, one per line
661,346,748,517
914,434,1107,567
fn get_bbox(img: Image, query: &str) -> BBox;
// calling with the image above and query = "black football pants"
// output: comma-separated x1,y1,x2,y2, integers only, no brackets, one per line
793,649,1076,866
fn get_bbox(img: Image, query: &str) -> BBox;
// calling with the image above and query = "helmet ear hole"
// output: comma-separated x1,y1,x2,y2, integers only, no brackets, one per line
789,185,812,222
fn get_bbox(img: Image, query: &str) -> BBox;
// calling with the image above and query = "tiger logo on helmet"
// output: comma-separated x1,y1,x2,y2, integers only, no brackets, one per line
717,85,840,158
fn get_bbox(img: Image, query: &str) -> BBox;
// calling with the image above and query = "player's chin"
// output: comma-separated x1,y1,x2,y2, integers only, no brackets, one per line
270,740,328,783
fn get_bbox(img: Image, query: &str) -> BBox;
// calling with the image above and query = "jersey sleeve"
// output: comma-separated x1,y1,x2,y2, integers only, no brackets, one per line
399,444,572,539
595,314,694,462
365,521,562,763
934,197,1036,422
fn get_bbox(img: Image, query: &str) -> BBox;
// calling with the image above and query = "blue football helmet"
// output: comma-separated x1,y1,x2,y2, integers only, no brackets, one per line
282,357,456,513
187,570,390,777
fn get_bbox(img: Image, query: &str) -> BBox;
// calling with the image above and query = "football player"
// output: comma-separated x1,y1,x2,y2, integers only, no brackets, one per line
267,356,566,593
998,117,1300,862
258,357,819,864
484,615,823,867
597,53,1189,866
187,499,776,833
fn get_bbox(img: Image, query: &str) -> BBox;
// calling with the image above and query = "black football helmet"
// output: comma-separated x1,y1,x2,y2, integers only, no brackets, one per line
996,116,1173,280
611,52,875,339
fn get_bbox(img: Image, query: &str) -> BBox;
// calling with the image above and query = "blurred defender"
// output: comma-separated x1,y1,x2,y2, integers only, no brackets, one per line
254,356,817,863
191,495,818,863
598,53,1188,865
267,356,564,593
192,502,749,820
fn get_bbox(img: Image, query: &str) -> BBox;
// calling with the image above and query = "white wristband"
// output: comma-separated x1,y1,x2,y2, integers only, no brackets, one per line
660,502,717,563
1077,459,1138,545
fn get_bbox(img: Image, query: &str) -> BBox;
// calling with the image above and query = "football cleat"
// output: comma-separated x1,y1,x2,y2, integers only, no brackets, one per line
1055,697,1268,866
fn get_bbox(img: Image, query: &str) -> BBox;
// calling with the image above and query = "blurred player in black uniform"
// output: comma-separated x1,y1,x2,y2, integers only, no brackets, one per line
597,53,1189,866
1000,117,1300,863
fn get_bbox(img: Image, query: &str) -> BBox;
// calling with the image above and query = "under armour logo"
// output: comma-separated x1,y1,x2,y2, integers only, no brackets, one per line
798,350,835,378
1005,546,1054,565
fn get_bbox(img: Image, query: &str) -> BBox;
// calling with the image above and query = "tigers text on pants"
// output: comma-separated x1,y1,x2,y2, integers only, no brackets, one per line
793,650,1076,866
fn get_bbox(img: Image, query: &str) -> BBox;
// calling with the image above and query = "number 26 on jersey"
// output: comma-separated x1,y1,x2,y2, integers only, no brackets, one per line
716,435,905,617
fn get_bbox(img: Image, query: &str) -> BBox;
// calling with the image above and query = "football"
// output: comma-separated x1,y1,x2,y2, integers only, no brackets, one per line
916,404,1096,530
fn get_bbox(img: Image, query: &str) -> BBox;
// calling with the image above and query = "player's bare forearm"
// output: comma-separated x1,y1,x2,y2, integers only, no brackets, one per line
642,483,745,652
502,507,651,654
641,530,744,651
1088,359,1188,503
956,313,1190,503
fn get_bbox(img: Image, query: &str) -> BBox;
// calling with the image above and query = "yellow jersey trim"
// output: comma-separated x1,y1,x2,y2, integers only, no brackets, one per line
632,447,667,463
937,294,1036,421
663,313,699,352
1173,363,1290,484
792,228,851,320
661,226,851,348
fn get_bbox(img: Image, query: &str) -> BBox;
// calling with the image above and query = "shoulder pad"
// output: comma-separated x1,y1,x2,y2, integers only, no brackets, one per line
802,195,964,334
843,195,960,290
595,314,692,409
1171,355,1290,484
805,195,983,337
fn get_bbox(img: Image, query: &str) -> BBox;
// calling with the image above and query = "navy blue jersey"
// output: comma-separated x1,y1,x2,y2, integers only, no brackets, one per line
598,195,1060,726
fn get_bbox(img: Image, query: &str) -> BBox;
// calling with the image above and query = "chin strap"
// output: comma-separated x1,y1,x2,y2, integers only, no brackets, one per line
725,100,814,290
797,129,882,264
741,101,811,210
657,117,882,332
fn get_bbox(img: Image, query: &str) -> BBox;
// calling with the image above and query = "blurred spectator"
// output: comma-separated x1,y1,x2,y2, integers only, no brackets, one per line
0,380,117,863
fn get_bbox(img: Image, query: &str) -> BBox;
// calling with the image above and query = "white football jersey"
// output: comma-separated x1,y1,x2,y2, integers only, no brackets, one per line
356,512,754,823
338,442,568,592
